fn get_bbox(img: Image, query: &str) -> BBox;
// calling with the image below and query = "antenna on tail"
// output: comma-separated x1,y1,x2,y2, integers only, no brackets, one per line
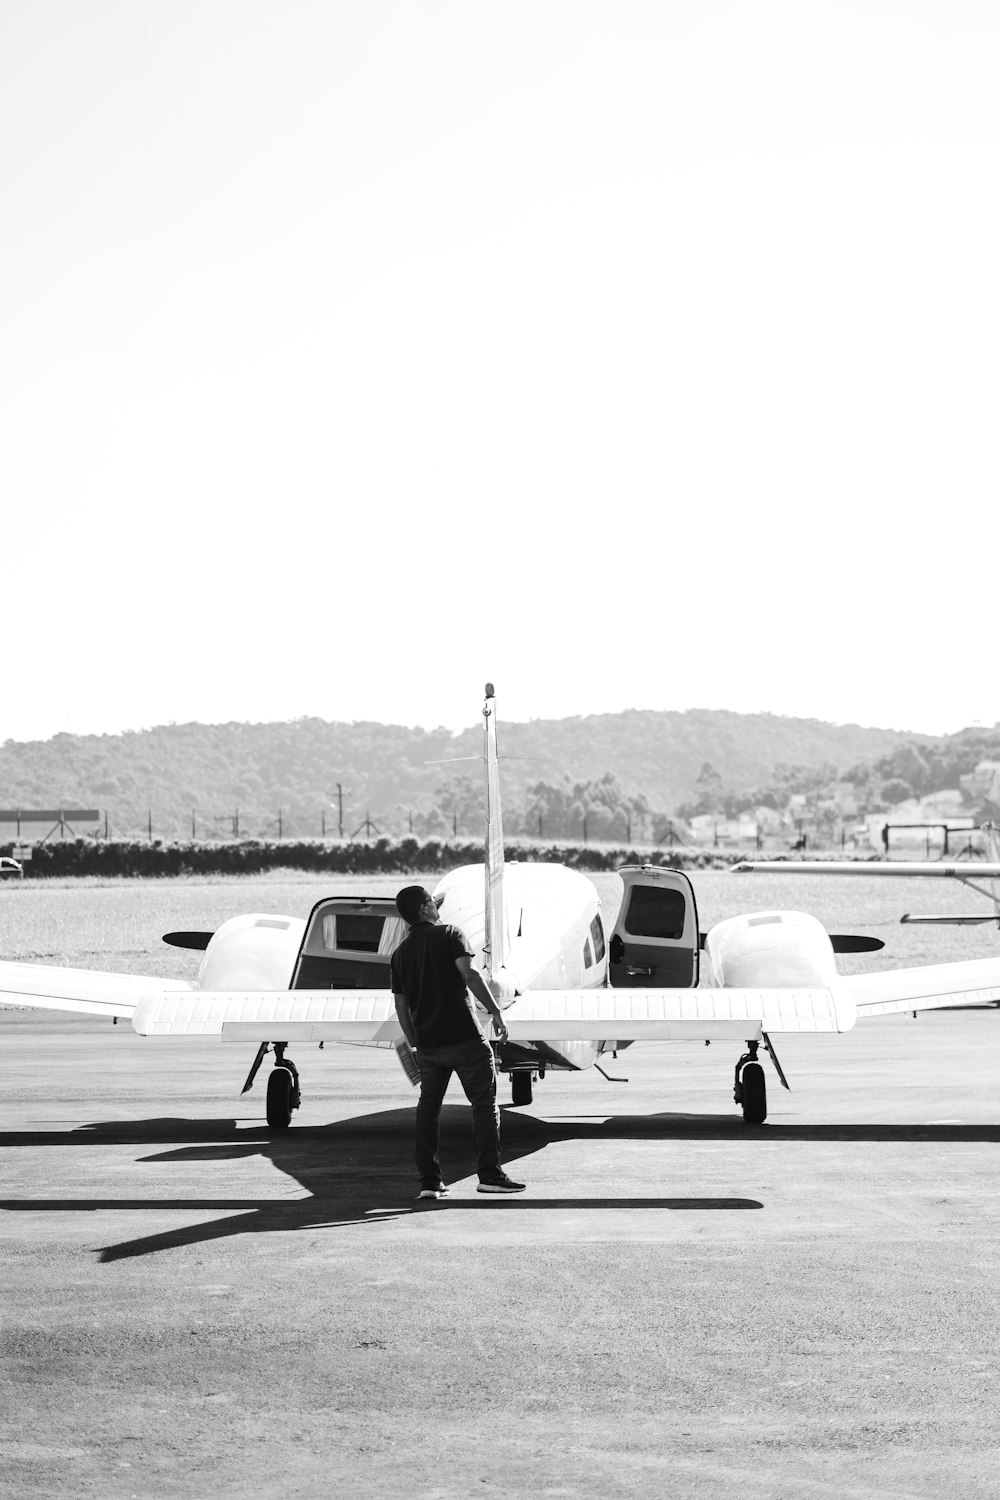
483,683,505,978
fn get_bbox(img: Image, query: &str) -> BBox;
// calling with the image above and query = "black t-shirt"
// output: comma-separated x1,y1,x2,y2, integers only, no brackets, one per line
390,921,480,1048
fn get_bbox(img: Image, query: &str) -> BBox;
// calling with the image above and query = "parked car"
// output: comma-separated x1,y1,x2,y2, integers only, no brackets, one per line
0,857,23,877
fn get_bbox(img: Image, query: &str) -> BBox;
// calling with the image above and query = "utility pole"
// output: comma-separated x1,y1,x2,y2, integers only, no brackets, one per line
278,808,283,839
191,809,196,840
582,812,588,845
148,810,152,842
337,783,344,839
234,808,240,839
322,809,326,838
538,812,543,839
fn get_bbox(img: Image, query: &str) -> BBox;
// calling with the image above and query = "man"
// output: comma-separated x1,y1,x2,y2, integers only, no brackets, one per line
391,884,526,1199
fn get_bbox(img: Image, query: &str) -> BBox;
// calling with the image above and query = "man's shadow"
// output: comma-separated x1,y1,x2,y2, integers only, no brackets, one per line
3,1107,997,1263
0,1105,767,1261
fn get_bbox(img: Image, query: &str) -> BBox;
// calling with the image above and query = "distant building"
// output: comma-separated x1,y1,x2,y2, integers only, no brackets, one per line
865,792,976,854
960,761,1000,805
687,813,764,847
753,805,785,835
828,783,858,816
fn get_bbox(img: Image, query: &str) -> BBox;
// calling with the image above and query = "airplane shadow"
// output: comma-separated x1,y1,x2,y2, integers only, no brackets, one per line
2,1106,998,1263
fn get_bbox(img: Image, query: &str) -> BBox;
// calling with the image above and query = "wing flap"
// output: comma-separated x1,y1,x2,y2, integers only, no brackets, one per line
0,963,195,1020
133,990,400,1041
504,987,849,1038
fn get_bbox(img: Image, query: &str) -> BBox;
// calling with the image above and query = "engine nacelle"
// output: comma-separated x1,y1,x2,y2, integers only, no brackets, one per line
703,910,838,990
197,914,306,992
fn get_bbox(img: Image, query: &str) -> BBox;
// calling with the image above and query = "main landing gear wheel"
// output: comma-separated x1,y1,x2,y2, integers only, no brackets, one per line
266,1067,294,1129
511,1072,533,1106
740,1062,767,1125
265,1042,301,1130
734,1041,767,1125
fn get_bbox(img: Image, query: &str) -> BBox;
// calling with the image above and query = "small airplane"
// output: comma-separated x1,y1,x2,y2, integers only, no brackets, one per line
732,821,1000,929
3,688,1000,1129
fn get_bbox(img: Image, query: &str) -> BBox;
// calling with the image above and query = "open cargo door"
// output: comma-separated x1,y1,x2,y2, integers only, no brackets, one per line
609,865,699,988
290,897,406,989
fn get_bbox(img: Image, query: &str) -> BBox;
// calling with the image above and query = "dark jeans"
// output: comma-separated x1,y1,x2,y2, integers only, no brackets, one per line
415,1034,501,1186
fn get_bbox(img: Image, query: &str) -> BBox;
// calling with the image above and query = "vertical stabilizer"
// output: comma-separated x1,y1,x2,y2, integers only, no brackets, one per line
483,683,505,978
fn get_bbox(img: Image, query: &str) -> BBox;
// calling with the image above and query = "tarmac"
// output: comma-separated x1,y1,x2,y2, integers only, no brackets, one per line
4,1005,1000,1499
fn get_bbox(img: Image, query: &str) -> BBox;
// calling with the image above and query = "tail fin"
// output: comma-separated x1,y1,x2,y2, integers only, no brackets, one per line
483,683,505,979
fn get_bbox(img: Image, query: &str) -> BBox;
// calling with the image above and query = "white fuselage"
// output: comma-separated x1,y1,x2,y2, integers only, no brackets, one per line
191,861,610,1072
436,861,608,1071
435,861,605,991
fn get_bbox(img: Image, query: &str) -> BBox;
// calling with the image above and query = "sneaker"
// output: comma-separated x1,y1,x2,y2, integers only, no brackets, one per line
415,1184,449,1200
477,1172,526,1194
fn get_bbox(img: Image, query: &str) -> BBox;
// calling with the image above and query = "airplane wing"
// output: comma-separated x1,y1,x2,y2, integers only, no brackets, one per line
496,972,999,1031
840,957,1000,1017
14,959,1000,1039
131,986,852,1040
116,968,1000,1041
0,964,196,1020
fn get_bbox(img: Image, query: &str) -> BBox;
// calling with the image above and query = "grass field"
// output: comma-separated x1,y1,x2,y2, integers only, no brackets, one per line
0,865,996,982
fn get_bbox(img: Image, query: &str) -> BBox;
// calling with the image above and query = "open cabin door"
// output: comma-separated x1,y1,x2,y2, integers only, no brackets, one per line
609,866,699,988
290,897,405,990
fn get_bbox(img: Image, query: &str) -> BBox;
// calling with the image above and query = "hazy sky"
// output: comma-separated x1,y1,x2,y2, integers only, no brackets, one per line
3,1,997,742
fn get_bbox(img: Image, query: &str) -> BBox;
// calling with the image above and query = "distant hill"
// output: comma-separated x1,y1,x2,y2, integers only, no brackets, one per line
0,709,926,841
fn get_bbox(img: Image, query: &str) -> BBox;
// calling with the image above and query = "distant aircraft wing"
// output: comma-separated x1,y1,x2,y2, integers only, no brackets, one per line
0,963,196,1020
900,914,998,926
731,859,1000,926
731,861,1000,878
840,957,1000,1016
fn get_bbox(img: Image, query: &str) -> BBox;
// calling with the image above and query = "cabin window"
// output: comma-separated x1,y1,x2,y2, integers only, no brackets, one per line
589,913,606,962
583,937,593,969
320,913,386,952
623,885,686,941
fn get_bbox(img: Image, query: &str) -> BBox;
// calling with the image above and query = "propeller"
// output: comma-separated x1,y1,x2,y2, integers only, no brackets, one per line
162,930,213,950
828,934,884,954
699,931,883,954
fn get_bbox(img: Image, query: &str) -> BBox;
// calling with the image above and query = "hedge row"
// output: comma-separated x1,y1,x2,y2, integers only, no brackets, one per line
0,838,742,879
